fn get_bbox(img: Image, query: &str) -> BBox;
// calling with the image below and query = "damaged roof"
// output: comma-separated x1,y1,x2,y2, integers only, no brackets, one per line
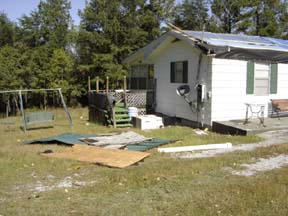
123,30,288,64
184,31,288,52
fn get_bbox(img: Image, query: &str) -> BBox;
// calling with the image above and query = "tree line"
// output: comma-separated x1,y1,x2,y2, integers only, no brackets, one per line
0,0,287,106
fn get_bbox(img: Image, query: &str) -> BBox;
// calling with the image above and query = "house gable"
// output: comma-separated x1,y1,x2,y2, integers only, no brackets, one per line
124,30,288,65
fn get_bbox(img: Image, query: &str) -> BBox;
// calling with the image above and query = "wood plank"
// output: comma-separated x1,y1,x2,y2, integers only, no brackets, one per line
42,145,150,168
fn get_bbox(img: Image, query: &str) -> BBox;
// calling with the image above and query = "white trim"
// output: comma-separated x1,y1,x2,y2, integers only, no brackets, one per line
158,143,232,153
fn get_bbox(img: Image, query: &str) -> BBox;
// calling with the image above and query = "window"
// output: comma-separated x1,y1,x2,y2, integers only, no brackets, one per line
246,62,278,95
170,61,188,83
130,65,154,90
254,63,270,96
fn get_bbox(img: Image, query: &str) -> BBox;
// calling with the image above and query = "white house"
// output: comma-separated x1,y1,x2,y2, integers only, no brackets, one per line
123,30,288,128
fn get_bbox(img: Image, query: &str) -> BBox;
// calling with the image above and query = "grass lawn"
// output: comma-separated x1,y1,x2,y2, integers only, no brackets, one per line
0,108,287,216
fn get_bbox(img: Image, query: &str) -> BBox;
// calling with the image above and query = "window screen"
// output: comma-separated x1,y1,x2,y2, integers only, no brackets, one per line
170,61,188,83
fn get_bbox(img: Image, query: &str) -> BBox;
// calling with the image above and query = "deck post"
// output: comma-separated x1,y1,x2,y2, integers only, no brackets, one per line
112,108,116,128
123,75,127,108
106,76,109,94
88,76,91,92
96,76,99,92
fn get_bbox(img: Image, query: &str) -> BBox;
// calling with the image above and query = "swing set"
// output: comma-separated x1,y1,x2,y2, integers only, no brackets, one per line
0,88,73,132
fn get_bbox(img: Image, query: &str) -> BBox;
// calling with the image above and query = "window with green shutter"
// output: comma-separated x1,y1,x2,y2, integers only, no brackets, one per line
170,61,188,83
246,62,278,95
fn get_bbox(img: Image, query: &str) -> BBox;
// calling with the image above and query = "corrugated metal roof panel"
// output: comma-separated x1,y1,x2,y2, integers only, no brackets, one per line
183,31,288,52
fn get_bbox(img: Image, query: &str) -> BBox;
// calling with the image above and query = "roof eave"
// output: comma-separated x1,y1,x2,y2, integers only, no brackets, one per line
123,30,201,65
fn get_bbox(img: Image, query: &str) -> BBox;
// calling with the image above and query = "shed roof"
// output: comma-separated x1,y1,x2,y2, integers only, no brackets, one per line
184,31,288,53
123,30,288,64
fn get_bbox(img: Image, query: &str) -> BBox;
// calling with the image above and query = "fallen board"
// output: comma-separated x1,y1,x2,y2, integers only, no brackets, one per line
158,143,233,153
42,145,150,168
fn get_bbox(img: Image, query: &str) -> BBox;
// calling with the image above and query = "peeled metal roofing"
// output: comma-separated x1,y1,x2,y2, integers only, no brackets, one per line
183,31,288,52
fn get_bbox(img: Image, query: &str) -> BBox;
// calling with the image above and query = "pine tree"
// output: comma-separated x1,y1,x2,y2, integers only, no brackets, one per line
19,0,72,49
173,0,209,31
211,0,243,33
77,0,174,86
241,0,288,38
0,13,16,47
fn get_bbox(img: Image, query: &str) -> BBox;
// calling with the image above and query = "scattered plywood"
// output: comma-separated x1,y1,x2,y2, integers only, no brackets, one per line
80,131,152,147
158,143,232,153
42,145,150,168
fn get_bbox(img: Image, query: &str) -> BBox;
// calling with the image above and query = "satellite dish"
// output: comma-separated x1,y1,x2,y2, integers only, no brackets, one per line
176,84,197,112
176,85,190,96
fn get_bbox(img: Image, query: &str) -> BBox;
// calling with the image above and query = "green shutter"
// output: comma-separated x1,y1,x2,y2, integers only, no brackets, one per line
183,61,188,83
246,61,254,94
270,63,278,94
170,62,175,83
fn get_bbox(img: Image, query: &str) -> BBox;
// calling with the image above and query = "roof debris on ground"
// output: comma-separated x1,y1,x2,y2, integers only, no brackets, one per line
80,131,152,149
23,132,172,151
41,144,150,168
23,131,173,168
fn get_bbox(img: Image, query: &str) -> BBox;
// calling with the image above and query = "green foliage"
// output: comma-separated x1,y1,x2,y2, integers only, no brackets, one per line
0,43,30,90
77,0,174,87
211,0,243,33
48,49,82,103
49,49,74,89
240,0,288,38
0,12,16,47
19,0,71,49
173,0,210,31
173,0,288,38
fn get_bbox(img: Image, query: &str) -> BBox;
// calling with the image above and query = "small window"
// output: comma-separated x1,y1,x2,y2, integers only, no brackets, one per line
171,61,188,83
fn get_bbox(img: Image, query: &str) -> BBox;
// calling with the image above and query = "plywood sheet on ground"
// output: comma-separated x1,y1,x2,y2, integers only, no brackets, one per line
42,145,150,168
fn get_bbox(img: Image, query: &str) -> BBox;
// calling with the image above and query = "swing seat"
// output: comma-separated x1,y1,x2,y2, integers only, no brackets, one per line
26,112,55,126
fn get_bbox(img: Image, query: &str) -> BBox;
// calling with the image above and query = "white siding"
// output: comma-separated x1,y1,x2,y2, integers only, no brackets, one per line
153,40,212,126
211,58,288,122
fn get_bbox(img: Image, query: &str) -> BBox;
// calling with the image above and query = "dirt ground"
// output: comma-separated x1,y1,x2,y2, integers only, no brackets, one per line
174,130,288,159
224,155,288,176
173,130,288,176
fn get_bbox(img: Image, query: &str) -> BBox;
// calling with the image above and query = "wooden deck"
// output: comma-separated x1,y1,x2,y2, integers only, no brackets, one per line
213,116,288,135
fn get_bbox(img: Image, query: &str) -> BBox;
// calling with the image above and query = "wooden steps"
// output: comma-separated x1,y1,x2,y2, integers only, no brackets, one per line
107,103,132,128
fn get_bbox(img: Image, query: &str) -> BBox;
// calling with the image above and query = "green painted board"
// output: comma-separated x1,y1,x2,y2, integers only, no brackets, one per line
23,133,90,145
126,139,172,151
23,133,172,152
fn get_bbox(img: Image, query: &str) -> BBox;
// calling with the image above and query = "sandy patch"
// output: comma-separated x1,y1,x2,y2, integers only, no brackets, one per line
173,130,288,159
225,155,288,176
14,175,96,193
32,176,96,193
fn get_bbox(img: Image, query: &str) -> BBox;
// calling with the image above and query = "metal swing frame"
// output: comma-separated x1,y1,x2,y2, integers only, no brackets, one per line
0,88,73,132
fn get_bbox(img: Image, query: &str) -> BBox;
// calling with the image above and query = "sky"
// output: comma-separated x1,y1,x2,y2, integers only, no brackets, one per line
0,0,86,25
0,0,183,26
